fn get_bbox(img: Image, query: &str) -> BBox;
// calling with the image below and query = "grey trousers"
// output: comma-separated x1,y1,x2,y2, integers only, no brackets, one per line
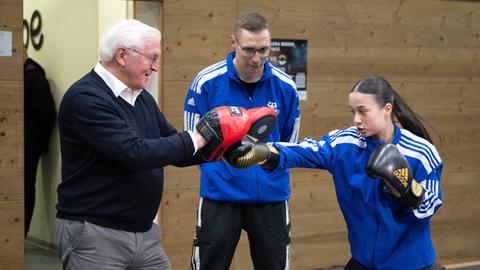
55,218,172,270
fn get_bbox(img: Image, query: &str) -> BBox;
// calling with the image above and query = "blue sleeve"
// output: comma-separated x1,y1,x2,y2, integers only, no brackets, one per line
281,86,301,143
184,76,209,132
412,164,443,219
274,134,333,172
397,136,443,219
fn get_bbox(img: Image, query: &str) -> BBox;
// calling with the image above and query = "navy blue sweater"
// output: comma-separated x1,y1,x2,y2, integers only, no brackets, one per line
56,70,197,232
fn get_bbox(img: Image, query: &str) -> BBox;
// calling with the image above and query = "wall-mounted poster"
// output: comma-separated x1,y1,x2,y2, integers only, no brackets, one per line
269,39,307,100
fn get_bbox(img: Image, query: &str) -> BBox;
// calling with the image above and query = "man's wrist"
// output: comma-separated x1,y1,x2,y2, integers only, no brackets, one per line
187,130,207,155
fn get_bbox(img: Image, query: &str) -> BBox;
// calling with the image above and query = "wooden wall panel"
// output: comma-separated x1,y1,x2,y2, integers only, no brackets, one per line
161,166,199,267
0,82,24,202
0,0,22,81
162,0,237,82
0,201,23,269
0,0,24,269
160,0,480,268
161,80,191,125
432,171,480,262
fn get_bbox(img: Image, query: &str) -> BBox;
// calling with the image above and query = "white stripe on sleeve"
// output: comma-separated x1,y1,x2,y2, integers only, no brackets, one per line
412,179,442,219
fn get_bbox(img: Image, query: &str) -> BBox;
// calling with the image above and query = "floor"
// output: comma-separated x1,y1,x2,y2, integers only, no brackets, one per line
25,240,62,270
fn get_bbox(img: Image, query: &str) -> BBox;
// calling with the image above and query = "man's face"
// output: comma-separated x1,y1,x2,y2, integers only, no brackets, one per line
232,28,271,76
122,37,160,90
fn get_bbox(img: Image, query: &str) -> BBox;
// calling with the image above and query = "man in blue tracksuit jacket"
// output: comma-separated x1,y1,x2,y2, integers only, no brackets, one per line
184,13,300,270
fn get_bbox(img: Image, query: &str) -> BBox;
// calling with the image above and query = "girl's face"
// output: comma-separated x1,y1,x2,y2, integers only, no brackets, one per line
348,92,393,141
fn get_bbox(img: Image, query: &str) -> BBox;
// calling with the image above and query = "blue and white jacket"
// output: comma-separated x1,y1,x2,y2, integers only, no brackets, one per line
274,124,443,269
184,52,300,203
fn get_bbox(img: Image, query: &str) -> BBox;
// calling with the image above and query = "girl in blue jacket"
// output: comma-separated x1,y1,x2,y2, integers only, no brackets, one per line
228,75,443,270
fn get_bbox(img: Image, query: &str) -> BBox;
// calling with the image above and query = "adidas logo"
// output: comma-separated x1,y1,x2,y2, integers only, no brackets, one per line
393,168,409,187
187,97,195,106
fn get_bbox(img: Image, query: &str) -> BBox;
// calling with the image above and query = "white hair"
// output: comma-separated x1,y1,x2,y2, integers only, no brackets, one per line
99,19,161,61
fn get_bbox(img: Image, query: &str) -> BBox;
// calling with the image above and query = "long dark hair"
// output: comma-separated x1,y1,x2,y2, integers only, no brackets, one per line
350,75,442,145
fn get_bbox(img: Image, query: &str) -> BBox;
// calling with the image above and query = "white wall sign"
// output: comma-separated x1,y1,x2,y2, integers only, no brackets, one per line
0,31,13,56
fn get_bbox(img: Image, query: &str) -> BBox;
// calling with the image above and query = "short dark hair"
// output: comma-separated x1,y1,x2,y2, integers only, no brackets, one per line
235,12,270,35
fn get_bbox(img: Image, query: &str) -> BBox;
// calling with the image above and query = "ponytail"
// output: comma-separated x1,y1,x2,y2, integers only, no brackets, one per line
351,75,443,145
390,89,433,143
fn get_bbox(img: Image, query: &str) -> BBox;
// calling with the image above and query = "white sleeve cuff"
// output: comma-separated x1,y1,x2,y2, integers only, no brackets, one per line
187,130,198,155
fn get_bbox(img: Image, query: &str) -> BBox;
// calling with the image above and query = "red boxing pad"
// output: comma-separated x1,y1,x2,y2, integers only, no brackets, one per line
246,107,277,142
215,106,251,159
197,106,251,161
197,106,278,161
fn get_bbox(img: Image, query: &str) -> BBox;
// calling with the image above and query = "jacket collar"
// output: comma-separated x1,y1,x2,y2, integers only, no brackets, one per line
226,51,273,83
364,124,402,145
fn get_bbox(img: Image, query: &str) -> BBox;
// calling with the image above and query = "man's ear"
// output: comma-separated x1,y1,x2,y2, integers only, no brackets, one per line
230,34,235,50
115,47,127,66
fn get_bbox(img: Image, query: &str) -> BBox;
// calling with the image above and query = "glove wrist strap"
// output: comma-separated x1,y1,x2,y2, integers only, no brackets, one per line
260,145,280,171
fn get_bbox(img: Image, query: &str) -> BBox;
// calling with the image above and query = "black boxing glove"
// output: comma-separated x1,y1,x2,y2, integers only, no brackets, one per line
223,135,280,170
366,143,424,209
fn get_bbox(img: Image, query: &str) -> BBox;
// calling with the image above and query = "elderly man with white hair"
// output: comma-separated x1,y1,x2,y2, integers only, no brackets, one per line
55,19,261,270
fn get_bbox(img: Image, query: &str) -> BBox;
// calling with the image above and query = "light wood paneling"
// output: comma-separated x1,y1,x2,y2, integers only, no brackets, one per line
0,0,24,269
0,201,24,269
161,80,191,127
0,82,24,202
0,0,23,81
432,171,480,263
162,0,237,81
160,0,480,268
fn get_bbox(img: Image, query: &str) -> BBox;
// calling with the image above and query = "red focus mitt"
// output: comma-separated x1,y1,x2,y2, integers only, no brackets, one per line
196,106,277,161
246,107,277,141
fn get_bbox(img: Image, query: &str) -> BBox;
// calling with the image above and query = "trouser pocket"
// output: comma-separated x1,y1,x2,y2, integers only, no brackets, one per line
55,218,88,267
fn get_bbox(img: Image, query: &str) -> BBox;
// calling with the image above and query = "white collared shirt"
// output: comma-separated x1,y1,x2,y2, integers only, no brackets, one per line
94,62,142,106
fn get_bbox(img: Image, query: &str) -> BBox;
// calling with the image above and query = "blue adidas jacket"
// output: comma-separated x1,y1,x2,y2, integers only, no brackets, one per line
184,52,300,203
274,125,443,269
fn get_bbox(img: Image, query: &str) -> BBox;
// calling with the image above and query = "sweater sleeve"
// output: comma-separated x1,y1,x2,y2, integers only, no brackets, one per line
69,91,195,172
